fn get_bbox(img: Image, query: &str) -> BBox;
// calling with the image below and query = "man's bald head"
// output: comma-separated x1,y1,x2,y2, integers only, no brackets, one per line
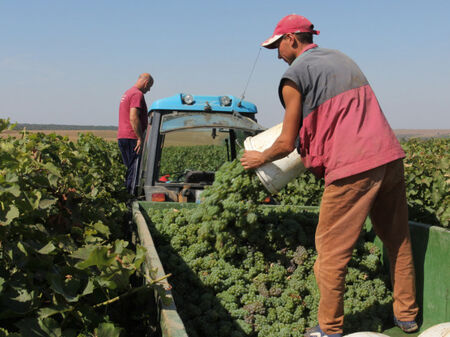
136,73,154,93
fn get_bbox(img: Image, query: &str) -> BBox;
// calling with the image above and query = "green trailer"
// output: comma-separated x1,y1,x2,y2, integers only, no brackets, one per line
132,201,449,337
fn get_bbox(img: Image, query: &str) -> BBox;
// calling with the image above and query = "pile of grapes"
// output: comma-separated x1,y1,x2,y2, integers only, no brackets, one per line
144,160,393,337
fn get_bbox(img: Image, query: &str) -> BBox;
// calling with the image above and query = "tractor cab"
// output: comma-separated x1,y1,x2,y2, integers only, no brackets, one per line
135,94,265,202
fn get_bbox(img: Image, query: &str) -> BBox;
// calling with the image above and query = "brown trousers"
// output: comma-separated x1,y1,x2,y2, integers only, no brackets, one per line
314,159,419,334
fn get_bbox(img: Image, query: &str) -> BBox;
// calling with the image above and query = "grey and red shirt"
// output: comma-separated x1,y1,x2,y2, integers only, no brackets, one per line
280,44,405,186
117,86,148,139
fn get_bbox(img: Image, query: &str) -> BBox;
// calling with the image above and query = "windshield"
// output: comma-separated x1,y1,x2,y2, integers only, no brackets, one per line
158,127,252,184
160,112,264,133
157,112,264,184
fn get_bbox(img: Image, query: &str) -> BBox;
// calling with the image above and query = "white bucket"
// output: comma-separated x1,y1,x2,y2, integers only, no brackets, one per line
344,333,391,337
244,123,306,194
418,322,450,337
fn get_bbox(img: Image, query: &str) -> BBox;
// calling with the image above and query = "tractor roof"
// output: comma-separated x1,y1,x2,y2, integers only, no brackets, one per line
149,94,257,114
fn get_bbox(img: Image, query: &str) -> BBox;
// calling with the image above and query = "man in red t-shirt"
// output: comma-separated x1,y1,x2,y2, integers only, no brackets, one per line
117,73,154,193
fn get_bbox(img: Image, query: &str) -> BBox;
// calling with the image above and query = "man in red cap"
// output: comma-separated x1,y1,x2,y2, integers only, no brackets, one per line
241,14,418,337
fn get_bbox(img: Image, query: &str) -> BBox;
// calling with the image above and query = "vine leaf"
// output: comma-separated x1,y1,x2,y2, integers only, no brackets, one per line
5,205,19,224
94,322,123,337
72,245,116,269
38,304,73,319
37,242,56,255
38,198,57,210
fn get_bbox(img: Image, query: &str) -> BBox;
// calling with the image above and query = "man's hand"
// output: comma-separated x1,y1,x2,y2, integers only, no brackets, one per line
130,107,144,154
240,150,267,170
134,137,143,154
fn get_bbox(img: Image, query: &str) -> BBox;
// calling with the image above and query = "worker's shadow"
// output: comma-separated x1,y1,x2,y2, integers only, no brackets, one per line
141,208,248,337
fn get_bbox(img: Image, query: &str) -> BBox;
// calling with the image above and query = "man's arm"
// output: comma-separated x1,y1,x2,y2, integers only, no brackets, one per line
130,107,144,153
241,79,302,169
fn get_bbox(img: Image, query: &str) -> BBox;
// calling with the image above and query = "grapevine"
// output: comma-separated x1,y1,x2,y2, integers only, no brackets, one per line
0,120,163,336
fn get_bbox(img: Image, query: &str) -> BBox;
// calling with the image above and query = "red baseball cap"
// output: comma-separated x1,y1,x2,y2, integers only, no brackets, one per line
261,14,320,49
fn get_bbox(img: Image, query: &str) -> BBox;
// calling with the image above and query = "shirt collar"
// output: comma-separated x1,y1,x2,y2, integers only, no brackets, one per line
299,43,318,56
291,44,318,66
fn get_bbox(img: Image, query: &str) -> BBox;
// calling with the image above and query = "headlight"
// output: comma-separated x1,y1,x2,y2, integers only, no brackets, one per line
220,95,231,106
182,94,194,105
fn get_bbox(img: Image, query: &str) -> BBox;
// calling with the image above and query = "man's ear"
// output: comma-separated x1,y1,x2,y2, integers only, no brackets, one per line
290,34,299,48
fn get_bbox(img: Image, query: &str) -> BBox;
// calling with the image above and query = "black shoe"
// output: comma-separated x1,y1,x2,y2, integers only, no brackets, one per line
304,325,342,337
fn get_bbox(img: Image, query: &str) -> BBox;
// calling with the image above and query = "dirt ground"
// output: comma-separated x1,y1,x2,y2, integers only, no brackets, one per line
1,129,218,145
1,129,118,142
393,129,450,139
1,128,449,142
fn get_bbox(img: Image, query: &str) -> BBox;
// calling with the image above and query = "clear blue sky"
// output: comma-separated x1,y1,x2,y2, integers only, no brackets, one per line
1,0,449,129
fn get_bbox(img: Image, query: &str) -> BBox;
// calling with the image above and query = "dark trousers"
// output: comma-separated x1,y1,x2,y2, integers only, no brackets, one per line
118,138,139,194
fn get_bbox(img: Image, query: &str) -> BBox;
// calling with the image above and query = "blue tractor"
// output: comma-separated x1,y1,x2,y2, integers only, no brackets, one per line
135,93,265,202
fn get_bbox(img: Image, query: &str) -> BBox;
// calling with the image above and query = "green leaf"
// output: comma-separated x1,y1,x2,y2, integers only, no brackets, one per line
94,323,123,337
17,241,28,256
39,198,57,210
91,186,99,197
70,245,96,260
37,242,56,255
81,278,95,296
93,221,111,238
5,205,19,224
73,246,116,269
414,199,423,206
47,174,59,188
38,304,73,319
43,162,61,177
5,171,19,184
6,184,20,197
31,190,42,210
112,239,128,255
